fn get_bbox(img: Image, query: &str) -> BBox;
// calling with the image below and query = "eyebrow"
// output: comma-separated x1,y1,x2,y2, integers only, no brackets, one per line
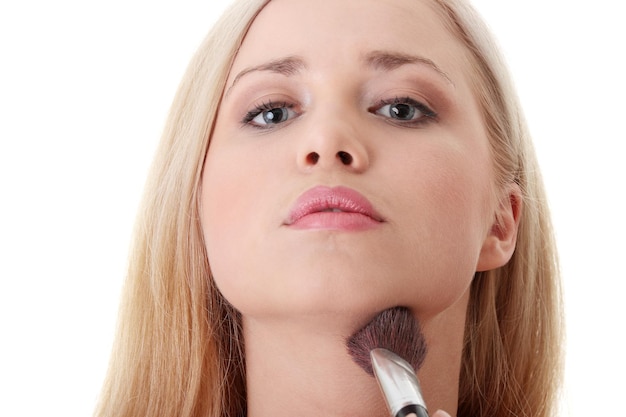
226,56,306,96
363,50,454,85
225,50,453,96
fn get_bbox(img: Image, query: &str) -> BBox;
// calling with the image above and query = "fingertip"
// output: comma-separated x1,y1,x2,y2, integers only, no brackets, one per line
430,410,452,417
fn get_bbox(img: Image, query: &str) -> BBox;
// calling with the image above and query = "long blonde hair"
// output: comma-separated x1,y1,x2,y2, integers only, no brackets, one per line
429,2,564,416
95,1,562,416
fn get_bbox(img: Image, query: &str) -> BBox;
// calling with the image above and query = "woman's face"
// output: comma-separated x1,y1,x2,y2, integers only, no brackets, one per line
201,0,498,322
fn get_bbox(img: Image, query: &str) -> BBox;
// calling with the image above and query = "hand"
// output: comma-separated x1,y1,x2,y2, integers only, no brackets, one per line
431,410,452,417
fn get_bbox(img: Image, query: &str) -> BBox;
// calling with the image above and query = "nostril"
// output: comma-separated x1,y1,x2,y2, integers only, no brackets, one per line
337,151,353,165
307,152,320,164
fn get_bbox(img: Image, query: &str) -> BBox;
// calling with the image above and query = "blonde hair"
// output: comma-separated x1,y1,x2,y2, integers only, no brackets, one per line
95,1,562,417
428,2,564,416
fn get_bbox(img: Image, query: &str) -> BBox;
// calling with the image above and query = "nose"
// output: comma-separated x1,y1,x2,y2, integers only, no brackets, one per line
297,109,370,173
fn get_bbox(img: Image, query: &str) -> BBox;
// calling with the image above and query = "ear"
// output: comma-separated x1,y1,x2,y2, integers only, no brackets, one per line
476,183,523,272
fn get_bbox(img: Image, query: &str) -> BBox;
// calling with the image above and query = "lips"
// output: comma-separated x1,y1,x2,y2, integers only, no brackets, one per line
286,186,383,230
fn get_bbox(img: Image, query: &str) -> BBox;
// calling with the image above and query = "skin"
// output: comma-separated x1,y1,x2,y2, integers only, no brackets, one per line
201,0,520,415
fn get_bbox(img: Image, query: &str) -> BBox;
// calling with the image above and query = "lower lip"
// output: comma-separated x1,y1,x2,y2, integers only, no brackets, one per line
288,212,381,231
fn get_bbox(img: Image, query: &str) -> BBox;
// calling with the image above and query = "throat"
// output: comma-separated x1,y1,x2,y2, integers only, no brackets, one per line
243,317,388,417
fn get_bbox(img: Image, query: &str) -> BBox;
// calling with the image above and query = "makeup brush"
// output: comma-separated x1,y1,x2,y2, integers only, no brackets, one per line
346,307,429,417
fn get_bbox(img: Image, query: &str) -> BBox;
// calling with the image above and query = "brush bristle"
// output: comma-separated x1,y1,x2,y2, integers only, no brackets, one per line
346,307,427,376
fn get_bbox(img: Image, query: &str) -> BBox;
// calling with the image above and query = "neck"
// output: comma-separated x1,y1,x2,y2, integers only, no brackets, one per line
243,292,468,417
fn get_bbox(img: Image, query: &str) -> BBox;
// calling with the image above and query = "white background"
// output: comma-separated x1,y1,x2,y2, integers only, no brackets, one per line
0,1,624,416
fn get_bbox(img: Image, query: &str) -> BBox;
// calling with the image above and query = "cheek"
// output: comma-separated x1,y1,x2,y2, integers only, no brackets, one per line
389,142,494,314
200,138,291,313
200,147,263,305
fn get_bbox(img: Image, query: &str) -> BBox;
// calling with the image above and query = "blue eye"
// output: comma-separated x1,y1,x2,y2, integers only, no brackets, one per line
243,101,298,127
373,97,437,125
378,102,417,120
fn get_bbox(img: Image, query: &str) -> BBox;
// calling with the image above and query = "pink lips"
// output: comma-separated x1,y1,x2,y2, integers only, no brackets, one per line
286,186,383,231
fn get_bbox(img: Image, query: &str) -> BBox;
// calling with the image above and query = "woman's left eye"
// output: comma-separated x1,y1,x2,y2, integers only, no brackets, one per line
372,97,437,125
243,102,298,127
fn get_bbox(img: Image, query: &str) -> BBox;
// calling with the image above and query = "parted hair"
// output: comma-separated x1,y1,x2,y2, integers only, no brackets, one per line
94,1,562,416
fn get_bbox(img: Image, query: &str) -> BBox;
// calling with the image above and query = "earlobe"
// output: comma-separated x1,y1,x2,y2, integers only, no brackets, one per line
476,183,523,272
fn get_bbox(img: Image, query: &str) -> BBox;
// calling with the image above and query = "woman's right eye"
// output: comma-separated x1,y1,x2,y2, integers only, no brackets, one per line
243,101,298,128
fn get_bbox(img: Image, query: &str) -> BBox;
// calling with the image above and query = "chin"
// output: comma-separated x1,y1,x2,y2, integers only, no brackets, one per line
219,274,466,331
212,245,476,324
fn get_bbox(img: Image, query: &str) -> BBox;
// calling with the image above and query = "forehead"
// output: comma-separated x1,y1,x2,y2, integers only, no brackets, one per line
228,0,470,83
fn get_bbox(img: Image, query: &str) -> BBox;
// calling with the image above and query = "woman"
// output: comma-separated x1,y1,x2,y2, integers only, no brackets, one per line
95,0,562,416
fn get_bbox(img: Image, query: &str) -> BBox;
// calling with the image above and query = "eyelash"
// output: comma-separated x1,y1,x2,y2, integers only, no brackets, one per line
242,101,296,128
371,96,438,126
241,96,438,128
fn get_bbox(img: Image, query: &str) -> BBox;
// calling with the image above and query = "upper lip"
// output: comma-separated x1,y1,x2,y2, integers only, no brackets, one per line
285,185,384,225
